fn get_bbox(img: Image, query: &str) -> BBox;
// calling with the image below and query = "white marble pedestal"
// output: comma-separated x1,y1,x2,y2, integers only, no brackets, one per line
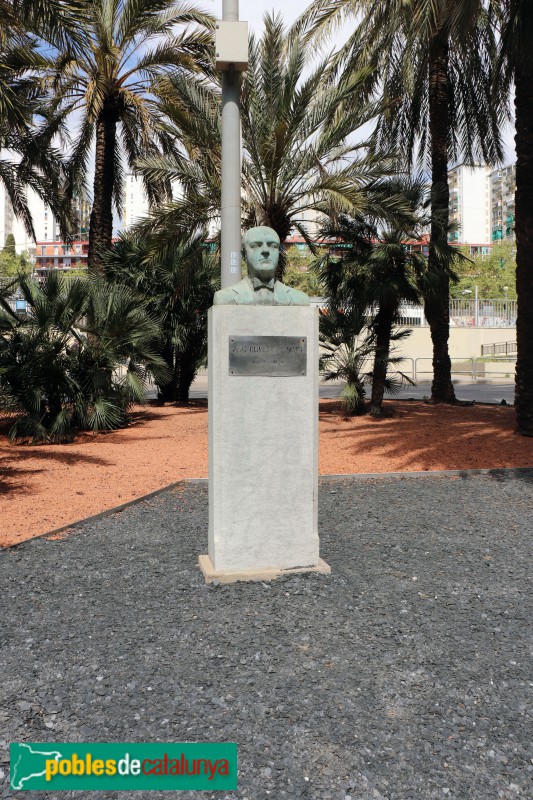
199,305,330,583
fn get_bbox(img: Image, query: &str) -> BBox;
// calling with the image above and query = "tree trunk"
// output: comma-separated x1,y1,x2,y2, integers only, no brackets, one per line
263,201,292,280
88,106,117,272
157,342,175,403
514,66,533,435
425,33,456,403
369,305,394,416
158,349,197,404
174,352,197,403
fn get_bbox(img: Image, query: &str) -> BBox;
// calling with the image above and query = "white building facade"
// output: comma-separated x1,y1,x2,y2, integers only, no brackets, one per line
448,163,492,246
122,173,150,231
121,173,217,238
490,163,516,242
0,184,61,256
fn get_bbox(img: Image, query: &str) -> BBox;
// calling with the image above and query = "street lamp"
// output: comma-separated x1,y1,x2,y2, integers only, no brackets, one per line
216,1,248,290
460,286,479,326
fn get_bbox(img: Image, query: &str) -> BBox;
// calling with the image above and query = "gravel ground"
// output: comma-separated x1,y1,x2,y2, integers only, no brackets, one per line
1,473,532,800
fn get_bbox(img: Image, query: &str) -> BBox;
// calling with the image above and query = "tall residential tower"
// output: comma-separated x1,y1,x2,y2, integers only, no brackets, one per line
448,163,492,248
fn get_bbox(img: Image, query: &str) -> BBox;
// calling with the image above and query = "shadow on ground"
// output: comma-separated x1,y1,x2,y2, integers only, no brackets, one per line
319,400,533,473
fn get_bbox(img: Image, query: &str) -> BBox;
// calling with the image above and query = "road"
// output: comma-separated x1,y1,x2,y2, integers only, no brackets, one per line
150,376,515,405
320,381,514,405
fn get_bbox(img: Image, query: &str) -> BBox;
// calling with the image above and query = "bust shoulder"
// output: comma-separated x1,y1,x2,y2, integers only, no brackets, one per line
213,278,253,305
275,281,310,306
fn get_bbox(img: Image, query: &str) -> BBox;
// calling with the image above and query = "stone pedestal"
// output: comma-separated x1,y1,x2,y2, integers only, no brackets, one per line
200,305,330,583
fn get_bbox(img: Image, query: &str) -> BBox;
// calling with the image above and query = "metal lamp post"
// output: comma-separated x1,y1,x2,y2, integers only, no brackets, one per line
216,1,248,289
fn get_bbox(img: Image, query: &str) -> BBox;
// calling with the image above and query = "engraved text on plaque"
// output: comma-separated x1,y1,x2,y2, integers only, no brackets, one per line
229,335,307,376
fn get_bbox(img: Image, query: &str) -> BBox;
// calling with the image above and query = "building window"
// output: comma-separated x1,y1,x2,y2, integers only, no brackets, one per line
41,246,46,255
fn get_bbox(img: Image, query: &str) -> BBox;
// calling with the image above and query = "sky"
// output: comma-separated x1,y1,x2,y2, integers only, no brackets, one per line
207,0,516,164
209,1,315,34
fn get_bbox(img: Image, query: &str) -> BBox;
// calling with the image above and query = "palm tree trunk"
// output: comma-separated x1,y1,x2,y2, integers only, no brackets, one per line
158,350,196,403
263,202,292,280
174,353,197,403
514,66,533,435
88,107,117,272
157,342,175,403
370,305,394,416
425,33,456,404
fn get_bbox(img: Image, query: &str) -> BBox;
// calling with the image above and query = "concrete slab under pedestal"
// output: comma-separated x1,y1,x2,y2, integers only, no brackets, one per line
198,554,331,584
204,304,329,581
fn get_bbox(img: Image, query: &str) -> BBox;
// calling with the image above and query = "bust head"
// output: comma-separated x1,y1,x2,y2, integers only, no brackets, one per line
242,226,280,282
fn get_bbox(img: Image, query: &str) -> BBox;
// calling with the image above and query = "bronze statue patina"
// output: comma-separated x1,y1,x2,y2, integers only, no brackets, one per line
213,226,309,306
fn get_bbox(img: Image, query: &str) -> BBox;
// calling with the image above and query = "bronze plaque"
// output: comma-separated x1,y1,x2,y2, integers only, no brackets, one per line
229,335,307,376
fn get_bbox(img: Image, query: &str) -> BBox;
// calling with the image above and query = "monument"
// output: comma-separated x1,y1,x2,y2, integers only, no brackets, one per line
198,226,330,583
198,0,329,583
213,227,309,306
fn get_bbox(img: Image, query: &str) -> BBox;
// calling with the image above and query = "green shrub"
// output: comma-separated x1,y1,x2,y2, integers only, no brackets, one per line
0,273,168,442
104,233,218,403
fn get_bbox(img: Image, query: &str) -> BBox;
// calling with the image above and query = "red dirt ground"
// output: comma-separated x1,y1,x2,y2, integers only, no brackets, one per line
1,400,531,548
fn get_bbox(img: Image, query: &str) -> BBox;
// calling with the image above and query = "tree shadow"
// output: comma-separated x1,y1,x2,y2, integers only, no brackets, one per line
129,402,208,423
0,465,45,498
318,399,533,474
0,448,113,498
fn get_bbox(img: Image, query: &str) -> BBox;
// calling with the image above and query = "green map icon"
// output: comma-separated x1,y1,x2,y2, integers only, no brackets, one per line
9,741,237,791
10,743,63,790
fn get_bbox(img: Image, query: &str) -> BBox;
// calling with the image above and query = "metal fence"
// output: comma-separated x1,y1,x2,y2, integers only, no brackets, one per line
352,356,515,382
449,299,517,328
398,299,517,327
481,340,517,357
311,298,517,328
1,281,519,329
409,357,516,381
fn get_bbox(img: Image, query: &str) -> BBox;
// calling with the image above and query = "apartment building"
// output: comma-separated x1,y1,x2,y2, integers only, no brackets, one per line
448,162,492,246
0,187,58,254
0,184,90,256
122,172,193,235
123,173,150,230
490,163,516,242
0,185,15,249
34,240,89,273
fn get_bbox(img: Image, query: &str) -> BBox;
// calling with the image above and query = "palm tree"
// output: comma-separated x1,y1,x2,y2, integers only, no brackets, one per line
319,301,375,416
0,271,168,441
496,0,533,435
44,0,214,270
103,230,218,403
318,179,430,417
0,13,71,240
9,1,86,45
135,12,406,276
322,218,425,415
317,241,415,416
296,0,504,403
